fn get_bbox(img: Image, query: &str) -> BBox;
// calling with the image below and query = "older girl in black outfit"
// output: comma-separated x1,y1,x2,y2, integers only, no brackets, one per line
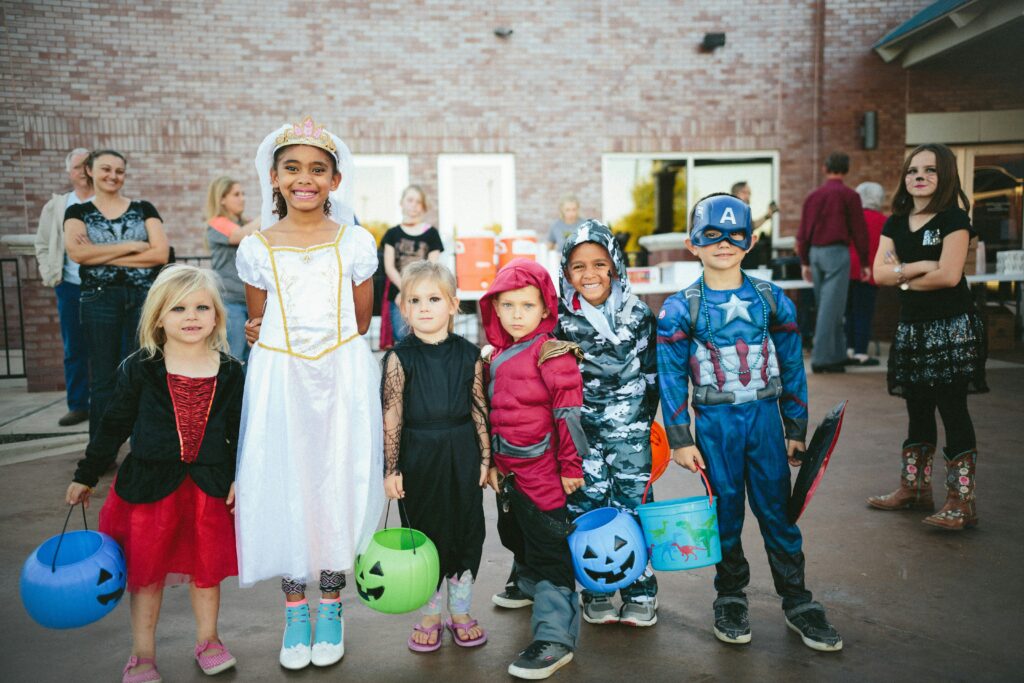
867,143,986,530
64,150,169,436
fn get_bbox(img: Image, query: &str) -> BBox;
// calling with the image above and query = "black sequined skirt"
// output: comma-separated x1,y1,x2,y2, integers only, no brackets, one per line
887,311,988,397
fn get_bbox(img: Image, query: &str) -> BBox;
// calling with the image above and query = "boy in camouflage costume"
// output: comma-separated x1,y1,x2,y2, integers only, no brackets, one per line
558,220,660,626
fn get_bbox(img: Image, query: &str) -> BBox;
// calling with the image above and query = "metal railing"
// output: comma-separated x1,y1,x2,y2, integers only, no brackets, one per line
0,258,25,378
175,254,212,268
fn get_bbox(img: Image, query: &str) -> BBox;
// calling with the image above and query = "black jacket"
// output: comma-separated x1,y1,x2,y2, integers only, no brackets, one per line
73,350,244,503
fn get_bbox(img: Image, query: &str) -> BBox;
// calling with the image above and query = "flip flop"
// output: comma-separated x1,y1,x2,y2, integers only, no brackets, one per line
407,621,443,653
446,617,488,648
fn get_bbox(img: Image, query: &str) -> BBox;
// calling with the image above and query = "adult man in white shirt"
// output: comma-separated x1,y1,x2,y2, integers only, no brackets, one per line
34,148,92,426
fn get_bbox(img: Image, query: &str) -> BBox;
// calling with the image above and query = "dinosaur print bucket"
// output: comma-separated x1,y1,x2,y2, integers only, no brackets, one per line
637,468,721,571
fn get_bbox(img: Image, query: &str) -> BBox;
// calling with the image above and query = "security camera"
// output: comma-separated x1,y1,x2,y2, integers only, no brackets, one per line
494,27,514,38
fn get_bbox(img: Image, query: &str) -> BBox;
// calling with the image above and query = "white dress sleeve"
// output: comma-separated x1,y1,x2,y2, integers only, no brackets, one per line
347,225,380,286
235,234,267,290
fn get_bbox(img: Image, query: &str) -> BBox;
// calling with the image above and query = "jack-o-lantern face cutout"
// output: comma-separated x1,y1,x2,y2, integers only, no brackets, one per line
96,567,125,606
581,536,636,585
355,558,385,602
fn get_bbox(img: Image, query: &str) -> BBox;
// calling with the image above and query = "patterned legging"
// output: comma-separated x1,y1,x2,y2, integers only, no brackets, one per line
281,570,346,595
421,571,474,615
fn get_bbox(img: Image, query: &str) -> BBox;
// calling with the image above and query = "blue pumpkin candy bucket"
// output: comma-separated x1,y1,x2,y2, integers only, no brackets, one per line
20,504,126,629
568,507,648,593
637,468,721,571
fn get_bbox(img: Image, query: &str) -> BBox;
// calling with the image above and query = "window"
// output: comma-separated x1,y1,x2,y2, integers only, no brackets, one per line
437,154,517,246
602,152,780,248
351,155,409,242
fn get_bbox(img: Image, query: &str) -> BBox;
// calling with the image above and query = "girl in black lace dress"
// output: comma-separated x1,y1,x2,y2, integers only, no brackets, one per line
867,143,986,531
381,261,492,652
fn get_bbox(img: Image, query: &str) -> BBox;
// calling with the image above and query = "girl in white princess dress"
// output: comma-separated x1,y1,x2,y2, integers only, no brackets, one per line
234,117,384,671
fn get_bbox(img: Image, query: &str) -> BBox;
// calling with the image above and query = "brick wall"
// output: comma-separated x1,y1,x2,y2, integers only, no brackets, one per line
1,0,1019,387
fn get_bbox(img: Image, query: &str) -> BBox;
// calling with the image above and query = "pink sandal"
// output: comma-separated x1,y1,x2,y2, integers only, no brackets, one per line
194,640,237,675
122,655,162,683
446,617,488,648
407,621,444,653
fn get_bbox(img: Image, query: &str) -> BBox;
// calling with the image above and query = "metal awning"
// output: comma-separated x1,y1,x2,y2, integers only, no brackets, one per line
874,0,1024,67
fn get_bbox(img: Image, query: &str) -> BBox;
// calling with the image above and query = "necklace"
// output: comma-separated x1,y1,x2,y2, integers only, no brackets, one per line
699,272,770,377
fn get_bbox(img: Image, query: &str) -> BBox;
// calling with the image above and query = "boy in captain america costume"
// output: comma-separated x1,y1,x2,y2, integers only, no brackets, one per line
657,193,843,652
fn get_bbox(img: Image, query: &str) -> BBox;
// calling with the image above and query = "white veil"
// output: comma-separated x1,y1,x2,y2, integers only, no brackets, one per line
254,123,357,231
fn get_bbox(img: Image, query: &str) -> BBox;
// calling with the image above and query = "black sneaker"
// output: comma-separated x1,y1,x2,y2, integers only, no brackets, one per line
811,363,846,374
784,602,843,652
508,640,574,680
492,585,534,609
713,597,751,644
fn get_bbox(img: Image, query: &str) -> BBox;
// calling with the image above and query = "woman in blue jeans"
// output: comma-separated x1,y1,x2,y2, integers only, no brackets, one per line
64,149,169,436
204,176,260,362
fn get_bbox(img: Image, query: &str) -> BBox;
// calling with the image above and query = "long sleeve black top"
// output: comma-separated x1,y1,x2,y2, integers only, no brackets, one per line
73,350,244,503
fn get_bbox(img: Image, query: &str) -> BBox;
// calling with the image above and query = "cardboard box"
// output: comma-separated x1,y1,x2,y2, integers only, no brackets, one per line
985,305,1016,351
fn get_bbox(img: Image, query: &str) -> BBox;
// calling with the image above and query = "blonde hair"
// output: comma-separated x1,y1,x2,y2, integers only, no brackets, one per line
205,176,243,222
138,265,229,358
558,194,579,219
399,261,458,333
401,184,429,212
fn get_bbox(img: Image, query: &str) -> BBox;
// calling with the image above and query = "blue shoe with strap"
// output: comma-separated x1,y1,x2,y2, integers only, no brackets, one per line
279,601,312,670
311,599,344,667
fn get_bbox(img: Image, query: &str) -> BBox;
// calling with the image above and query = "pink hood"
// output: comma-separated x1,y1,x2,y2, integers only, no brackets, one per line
480,258,559,351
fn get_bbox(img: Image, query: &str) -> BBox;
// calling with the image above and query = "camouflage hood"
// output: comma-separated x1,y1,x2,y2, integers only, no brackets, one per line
558,219,633,345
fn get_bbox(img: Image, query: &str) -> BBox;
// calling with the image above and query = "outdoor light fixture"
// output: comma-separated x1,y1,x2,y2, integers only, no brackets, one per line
494,27,513,38
861,111,878,150
701,33,726,52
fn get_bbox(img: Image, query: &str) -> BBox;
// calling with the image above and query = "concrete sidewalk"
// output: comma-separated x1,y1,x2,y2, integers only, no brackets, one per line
2,360,1023,682
0,378,89,467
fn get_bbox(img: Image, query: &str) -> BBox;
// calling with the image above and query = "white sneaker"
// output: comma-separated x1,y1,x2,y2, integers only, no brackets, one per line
279,602,312,670
279,643,312,670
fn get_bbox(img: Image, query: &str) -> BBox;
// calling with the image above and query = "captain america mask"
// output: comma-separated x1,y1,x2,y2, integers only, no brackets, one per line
689,195,753,250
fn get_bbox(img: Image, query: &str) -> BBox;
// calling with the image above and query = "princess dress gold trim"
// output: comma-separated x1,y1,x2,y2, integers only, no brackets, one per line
254,225,357,360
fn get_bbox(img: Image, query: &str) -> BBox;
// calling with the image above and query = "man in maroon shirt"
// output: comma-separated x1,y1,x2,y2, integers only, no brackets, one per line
797,152,870,373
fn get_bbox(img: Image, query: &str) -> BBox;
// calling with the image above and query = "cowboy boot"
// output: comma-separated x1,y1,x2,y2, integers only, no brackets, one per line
923,448,978,530
867,442,935,511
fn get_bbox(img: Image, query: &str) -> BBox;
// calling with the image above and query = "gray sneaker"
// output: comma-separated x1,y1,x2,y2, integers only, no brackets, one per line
582,595,619,624
619,599,658,627
508,640,574,680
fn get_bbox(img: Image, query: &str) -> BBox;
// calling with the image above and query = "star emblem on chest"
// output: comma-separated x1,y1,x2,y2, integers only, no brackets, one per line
717,294,753,324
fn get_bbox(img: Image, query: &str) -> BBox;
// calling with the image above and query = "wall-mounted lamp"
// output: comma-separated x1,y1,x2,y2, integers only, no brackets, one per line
701,33,726,52
861,111,878,150
494,27,514,38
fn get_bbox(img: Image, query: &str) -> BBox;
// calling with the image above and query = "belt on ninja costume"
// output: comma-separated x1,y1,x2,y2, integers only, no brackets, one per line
692,376,783,407
405,415,472,430
492,432,551,459
497,472,576,539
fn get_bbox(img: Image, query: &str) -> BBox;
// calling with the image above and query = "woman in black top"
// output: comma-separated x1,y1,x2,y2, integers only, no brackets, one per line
867,143,986,530
64,150,169,436
380,185,444,348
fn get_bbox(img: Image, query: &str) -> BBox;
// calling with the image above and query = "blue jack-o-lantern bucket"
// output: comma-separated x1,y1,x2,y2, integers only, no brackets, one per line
569,507,648,592
20,505,126,629
637,468,721,571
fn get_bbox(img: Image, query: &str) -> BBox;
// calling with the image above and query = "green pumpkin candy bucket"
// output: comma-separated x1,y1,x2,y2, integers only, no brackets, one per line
355,505,439,614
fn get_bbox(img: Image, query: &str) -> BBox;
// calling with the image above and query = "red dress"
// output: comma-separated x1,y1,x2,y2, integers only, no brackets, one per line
99,374,238,591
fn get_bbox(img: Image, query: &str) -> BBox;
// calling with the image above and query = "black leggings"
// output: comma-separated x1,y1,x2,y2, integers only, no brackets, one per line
905,384,976,456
